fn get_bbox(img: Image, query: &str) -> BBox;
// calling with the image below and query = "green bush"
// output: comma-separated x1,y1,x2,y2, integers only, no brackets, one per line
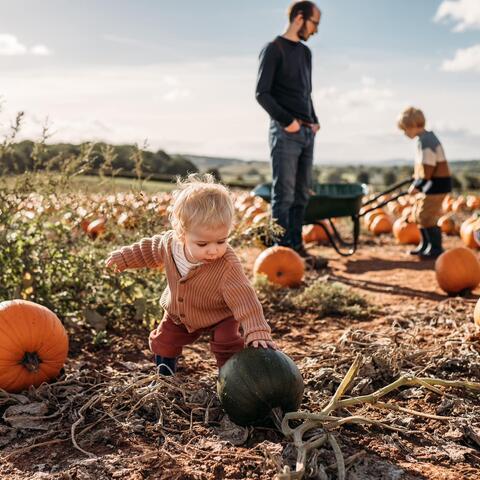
0,176,166,330
290,279,373,319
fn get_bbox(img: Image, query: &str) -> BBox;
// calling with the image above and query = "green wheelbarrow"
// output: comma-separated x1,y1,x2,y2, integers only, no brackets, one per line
251,178,411,256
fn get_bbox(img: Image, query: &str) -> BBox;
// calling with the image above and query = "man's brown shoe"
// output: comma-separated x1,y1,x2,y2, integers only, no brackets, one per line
294,246,328,270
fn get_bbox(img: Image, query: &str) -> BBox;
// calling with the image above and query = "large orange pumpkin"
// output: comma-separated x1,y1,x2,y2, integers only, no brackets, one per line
435,247,480,294
253,246,304,287
0,300,69,393
392,219,421,244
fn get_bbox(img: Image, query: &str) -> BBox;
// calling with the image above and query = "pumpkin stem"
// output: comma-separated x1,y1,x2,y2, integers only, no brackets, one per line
20,352,41,372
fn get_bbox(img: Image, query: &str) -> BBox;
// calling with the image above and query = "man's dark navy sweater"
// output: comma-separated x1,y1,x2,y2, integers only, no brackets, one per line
256,36,318,127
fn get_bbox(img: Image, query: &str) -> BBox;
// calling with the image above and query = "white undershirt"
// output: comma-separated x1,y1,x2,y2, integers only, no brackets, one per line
171,235,202,277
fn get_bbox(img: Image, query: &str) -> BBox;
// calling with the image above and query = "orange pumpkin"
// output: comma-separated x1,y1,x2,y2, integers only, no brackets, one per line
460,217,479,249
435,247,480,294
0,300,69,393
253,246,304,287
251,212,269,225
442,196,454,213
87,218,106,239
364,209,384,229
370,214,393,235
438,214,457,235
302,223,330,244
452,197,466,213
474,221,480,248
466,195,480,211
474,298,480,327
117,212,138,229
392,219,421,244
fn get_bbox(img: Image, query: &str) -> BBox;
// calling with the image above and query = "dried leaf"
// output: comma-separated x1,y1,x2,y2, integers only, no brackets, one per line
3,401,51,430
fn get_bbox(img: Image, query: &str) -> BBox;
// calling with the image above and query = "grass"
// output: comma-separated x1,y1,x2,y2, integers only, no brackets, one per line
290,279,375,320
3,174,177,194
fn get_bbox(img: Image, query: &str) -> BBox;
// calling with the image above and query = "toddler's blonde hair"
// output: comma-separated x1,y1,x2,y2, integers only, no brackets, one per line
169,173,234,237
397,106,426,130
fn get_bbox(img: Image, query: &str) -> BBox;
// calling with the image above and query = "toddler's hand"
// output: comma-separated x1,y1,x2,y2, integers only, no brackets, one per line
250,340,277,350
105,255,122,273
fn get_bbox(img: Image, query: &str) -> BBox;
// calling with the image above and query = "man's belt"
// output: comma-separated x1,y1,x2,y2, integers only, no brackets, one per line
297,119,315,128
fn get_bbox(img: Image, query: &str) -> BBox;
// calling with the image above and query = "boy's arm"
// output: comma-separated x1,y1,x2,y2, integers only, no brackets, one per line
420,164,435,180
221,260,273,345
106,235,165,272
411,154,436,191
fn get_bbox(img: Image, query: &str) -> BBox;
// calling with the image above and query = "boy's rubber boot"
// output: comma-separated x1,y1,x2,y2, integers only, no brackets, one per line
420,226,443,259
409,228,429,255
154,355,177,376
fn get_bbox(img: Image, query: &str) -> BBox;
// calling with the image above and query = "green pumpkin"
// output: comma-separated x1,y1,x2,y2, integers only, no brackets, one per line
217,347,304,426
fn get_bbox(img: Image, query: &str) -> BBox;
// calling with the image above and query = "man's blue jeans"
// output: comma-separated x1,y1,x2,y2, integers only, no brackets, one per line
269,120,314,250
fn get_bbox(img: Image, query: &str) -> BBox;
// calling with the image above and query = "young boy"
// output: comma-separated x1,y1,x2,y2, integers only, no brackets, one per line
397,107,452,258
105,174,276,375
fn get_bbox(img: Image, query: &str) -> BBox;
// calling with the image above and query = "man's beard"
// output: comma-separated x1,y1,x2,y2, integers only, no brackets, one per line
298,22,309,41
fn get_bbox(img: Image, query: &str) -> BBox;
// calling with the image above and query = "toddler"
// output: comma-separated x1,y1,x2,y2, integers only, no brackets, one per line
105,174,276,375
397,107,452,258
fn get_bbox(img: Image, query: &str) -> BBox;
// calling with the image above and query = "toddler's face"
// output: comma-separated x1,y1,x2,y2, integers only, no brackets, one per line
403,126,422,139
182,224,230,263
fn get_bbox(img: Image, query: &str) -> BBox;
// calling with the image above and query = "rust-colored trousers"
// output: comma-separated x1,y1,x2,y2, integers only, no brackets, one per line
149,314,244,368
412,193,446,228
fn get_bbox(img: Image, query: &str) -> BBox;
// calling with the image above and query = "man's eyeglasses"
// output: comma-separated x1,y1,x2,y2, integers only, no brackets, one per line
307,18,320,27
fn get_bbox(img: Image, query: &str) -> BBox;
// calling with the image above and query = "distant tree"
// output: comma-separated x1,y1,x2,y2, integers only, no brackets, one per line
312,165,322,183
326,170,343,183
463,174,480,190
356,171,370,184
246,167,259,176
382,170,397,186
206,168,222,181
451,174,463,190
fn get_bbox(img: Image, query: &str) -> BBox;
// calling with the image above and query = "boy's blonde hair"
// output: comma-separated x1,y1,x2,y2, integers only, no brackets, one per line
169,173,234,237
397,106,426,130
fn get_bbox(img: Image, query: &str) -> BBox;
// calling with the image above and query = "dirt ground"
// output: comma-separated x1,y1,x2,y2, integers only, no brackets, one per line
1,233,480,480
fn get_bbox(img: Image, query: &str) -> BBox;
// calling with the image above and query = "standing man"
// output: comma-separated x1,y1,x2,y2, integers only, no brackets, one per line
256,1,324,268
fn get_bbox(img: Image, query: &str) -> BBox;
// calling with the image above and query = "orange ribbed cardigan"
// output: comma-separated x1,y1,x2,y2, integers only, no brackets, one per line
108,230,272,344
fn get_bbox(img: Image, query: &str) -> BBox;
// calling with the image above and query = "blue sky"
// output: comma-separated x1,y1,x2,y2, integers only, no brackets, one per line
1,0,479,163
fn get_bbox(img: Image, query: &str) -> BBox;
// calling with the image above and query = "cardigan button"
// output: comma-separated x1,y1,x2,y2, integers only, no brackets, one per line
178,297,184,302
180,313,185,318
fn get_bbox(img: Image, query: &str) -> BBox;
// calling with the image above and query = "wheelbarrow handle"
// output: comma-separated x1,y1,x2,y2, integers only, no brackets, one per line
361,178,412,208
359,190,409,217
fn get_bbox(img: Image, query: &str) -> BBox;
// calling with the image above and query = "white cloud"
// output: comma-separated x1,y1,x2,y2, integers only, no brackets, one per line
434,0,480,32
31,44,52,56
0,34,52,56
103,33,155,49
441,44,480,72
161,88,191,102
0,34,27,55
314,78,394,111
